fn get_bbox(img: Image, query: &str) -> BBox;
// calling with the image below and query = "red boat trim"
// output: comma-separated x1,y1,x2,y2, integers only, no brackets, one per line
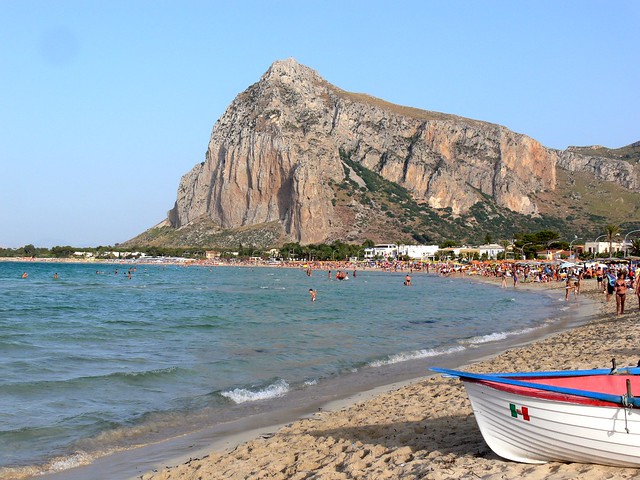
431,367,640,408
469,378,619,407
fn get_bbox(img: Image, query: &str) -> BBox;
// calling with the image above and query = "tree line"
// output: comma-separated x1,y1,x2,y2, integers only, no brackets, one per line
2,226,639,261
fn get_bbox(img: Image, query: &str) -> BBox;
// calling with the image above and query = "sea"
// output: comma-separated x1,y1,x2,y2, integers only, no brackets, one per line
0,260,582,479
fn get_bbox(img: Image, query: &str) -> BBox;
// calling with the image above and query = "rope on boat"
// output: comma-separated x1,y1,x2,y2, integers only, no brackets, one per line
623,379,634,433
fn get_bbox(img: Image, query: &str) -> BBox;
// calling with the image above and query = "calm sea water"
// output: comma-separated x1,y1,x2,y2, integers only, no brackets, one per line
0,260,563,476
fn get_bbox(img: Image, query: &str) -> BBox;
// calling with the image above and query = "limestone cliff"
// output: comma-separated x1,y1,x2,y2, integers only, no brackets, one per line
557,145,639,190
167,59,568,245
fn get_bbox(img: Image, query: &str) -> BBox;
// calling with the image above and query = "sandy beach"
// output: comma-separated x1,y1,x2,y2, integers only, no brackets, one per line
131,277,640,480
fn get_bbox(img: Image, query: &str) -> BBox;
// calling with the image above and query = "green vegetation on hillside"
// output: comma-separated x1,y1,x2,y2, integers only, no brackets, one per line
336,148,592,245
568,142,640,163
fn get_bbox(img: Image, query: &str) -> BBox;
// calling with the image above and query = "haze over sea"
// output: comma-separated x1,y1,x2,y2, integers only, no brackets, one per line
1,260,573,477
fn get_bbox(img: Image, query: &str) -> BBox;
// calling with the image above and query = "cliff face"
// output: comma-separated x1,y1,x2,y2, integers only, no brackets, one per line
557,148,639,190
167,58,621,245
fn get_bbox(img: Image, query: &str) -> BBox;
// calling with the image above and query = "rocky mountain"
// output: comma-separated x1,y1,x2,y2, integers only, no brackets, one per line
125,59,640,249
557,143,640,190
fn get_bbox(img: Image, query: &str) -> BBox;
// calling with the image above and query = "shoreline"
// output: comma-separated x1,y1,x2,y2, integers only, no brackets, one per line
140,279,640,479
136,279,640,480
32,276,620,480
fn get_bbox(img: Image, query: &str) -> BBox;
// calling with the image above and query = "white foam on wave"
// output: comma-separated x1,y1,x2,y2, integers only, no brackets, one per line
466,332,508,344
48,450,92,472
465,325,539,346
221,379,290,404
118,366,177,378
0,451,93,480
368,345,466,367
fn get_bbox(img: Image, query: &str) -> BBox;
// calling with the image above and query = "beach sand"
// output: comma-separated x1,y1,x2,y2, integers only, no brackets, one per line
137,278,640,480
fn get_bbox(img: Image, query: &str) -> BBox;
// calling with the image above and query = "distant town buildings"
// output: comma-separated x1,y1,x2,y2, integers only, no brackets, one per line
363,244,399,260
363,243,506,260
584,241,626,256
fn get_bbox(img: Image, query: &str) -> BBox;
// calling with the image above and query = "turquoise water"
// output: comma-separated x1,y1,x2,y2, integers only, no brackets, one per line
0,261,560,475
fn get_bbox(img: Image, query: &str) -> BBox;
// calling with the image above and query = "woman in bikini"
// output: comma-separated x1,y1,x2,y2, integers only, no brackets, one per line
614,271,627,315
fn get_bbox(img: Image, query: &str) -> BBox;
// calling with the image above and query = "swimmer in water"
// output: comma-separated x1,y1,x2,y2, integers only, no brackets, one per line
309,288,317,302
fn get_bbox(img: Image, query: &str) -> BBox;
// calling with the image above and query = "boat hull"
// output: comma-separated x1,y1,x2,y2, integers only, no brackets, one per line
463,379,640,467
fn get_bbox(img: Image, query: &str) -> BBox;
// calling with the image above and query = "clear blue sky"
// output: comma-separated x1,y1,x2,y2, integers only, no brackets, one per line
1,1,638,248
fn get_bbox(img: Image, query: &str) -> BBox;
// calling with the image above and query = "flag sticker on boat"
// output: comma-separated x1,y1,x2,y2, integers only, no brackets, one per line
510,403,530,421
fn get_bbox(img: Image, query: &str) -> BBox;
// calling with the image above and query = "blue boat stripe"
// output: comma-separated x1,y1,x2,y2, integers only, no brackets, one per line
430,367,640,408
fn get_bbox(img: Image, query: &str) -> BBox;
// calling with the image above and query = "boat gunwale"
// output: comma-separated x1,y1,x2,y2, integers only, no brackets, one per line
431,367,640,408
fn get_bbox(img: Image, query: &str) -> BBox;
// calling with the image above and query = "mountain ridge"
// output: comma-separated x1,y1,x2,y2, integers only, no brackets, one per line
123,59,640,249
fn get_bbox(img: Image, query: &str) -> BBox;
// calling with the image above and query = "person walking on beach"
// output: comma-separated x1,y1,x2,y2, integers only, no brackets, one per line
614,271,627,315
596,266,604,292
636,275,640,311
575,269,583,296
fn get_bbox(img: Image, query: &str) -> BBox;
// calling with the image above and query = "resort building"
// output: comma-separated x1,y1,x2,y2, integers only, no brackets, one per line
363,244,398,260
536,249,564,261
584,241,625,256
477,243,505,260
397,244,440,260
437,246,479,260
364,244,440,260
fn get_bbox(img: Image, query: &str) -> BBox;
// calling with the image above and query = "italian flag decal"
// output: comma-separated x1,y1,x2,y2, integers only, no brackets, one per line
510,403,530,421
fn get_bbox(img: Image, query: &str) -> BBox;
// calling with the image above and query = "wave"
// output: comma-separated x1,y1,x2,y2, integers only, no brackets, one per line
0,450,92,480
368,345,466,368
462,324,542,346
220,379,290,404
370,321,550,368
47,450,93,472
2,366,180,392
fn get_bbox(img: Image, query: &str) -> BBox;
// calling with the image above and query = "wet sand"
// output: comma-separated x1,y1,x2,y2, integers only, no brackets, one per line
129,277,640,480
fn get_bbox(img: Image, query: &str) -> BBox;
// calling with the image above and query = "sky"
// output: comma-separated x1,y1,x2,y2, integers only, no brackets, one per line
1,1,638,248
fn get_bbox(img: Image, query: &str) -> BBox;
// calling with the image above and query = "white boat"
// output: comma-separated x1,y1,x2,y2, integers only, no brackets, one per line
432,364,640,467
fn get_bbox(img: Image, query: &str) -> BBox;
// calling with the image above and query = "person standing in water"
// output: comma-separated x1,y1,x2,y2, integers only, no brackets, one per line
309,288,317,302
565,273,575,301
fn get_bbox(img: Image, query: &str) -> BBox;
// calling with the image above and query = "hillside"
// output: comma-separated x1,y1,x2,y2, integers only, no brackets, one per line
123,60,640,249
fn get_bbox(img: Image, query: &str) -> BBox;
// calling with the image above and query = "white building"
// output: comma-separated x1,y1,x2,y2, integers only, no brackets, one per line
397,244,440,260
584,241,625,256
363,244,398,259
477,243,505,260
